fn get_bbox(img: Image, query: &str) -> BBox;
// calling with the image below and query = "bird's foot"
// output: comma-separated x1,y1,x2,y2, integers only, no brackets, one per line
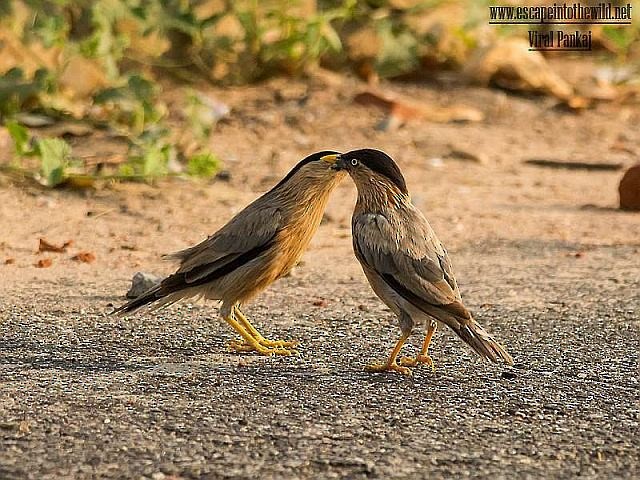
228,335,299,349
366,361,413,376
257,338,299,348
227,339,298,356
399,354,435,371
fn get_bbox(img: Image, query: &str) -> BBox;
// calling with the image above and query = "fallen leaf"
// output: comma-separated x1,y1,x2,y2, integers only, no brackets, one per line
345,26,382,63
464,37,573,101
35,258,53,268
354,90,483,130
58,56,108,99
72,252,96,263
0,27,60,77
38,238,73,253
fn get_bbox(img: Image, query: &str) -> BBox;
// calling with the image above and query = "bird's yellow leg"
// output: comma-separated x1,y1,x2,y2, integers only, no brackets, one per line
366,331,412,375
400,321,437,371
224,315,295,356
231,305,299,348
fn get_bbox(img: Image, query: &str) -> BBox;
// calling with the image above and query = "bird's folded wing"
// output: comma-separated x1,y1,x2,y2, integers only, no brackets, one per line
353,212,470,319
167,207,282,284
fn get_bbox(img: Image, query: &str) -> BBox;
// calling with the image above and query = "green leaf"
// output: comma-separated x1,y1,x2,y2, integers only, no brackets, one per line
118,163,136,177
125,143,172,179
187,152,220,178
5,121,30,157
127,74,157,101
37,138,72,187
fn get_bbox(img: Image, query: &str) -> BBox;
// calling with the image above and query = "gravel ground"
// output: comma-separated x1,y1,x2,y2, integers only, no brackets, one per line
1,75,639,479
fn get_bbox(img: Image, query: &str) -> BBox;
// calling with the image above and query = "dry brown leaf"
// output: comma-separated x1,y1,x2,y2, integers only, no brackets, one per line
35,258,53,268
354,90,484,129
116,18,171,58
346,27,382,62
38,238,73,253
0,28,61,76
465,37,573,101
58,56,108,99
72,252,96,263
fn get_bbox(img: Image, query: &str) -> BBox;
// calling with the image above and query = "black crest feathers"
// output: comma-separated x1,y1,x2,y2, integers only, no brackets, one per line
344,149,408,194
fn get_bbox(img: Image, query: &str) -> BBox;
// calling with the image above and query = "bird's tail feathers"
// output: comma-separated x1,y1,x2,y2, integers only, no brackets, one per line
111,284,166,316
449,317,513,365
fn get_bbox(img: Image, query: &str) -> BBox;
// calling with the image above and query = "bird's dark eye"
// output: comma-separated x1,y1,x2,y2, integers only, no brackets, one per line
350,158,359,166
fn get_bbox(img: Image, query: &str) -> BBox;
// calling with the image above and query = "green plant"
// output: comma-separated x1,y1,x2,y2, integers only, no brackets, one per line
6,121,75,187
5,120,31,157
187,152,220,178
37,137,74,187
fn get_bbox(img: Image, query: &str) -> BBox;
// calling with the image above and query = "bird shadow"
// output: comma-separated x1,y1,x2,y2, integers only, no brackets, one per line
0,354,150,374
0,339,157,374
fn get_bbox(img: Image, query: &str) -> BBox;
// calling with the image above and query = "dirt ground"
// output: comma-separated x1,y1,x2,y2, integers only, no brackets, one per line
0,67,639,479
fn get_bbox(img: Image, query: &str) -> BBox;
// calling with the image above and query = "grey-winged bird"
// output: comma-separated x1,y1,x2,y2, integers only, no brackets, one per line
327,148,513,375
114,151,346,356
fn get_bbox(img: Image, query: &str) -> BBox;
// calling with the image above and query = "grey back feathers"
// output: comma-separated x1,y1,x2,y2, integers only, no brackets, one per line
344,149,408,195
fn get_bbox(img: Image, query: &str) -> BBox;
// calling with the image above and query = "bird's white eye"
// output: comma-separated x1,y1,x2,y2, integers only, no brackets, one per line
350,158,359,166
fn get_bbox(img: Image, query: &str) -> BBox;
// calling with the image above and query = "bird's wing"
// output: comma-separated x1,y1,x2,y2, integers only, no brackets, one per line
353,211,470,319
168,205,282,284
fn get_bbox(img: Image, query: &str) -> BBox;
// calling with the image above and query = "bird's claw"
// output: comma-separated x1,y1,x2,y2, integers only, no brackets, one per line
399,354,435,371
227,339,299,356
259,338,299,348
366,361,413,376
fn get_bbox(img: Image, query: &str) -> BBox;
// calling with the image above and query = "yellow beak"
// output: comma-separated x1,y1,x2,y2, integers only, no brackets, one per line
321,154,339,165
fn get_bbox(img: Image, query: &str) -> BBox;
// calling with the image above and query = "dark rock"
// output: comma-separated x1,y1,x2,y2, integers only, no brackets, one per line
126,272,162,299
619,164,640,211
216,170,232,182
